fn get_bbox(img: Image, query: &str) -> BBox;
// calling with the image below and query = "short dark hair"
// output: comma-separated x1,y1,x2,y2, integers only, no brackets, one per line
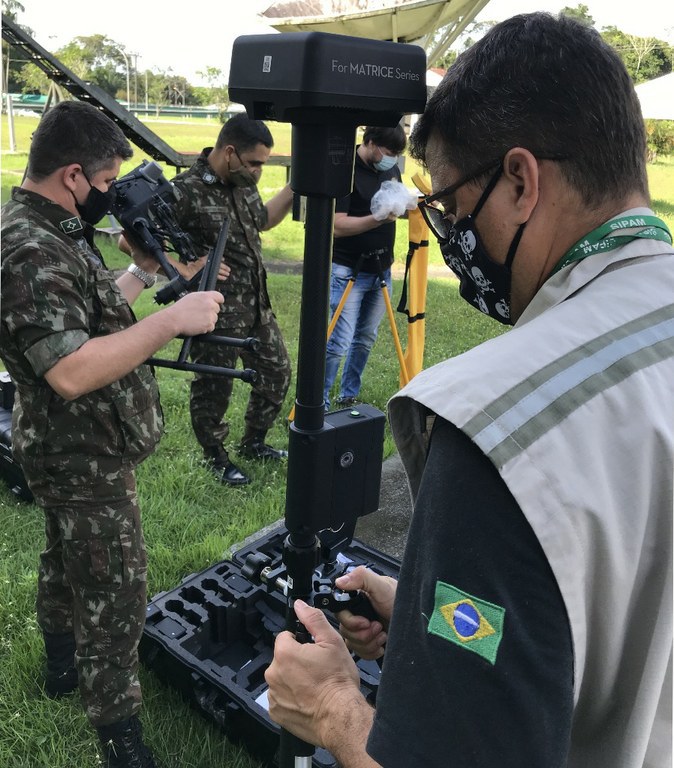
26,100,133,181
215,113,274,152
363,125,407,154
410,12,648,208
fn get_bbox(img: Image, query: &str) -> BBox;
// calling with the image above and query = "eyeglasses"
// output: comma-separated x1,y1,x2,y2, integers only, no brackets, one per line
418,159,502,242
418,153,568,241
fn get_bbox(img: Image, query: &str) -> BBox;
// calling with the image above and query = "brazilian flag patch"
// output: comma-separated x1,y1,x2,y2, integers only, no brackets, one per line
428,581,505,665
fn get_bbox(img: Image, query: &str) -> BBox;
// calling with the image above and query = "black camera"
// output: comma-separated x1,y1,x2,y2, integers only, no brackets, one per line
112,161,258,381
112,159,197,263
111,160,200,303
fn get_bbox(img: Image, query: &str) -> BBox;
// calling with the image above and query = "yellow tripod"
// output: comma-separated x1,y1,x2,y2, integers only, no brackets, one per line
288,254,410,421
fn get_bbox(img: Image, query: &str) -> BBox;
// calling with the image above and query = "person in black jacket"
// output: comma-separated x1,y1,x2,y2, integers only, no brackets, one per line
323,124,407,410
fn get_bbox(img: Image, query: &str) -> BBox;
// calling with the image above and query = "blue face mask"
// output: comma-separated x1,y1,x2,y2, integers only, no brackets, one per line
374,154,398,172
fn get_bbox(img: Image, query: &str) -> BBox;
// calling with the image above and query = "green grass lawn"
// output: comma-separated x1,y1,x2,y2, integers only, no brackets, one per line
1,113,673,767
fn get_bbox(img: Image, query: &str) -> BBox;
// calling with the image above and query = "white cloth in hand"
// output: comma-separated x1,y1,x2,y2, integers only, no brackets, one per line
370,180,419,221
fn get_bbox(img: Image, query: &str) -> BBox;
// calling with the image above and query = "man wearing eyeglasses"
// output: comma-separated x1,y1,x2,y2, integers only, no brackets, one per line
264,12,673,768
171,114,294,487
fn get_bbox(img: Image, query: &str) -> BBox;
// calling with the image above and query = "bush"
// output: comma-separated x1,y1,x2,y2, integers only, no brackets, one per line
645,119,674,160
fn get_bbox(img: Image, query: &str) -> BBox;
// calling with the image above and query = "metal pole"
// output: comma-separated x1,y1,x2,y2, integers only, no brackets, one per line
132,53,138,108
292,194,335,430
123,51,130,109
2,46,16,150
280,120,353,767
117,48,130,108
6,92,16,151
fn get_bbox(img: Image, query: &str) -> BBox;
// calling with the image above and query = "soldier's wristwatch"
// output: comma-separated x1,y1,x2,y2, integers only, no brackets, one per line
127,263,157,289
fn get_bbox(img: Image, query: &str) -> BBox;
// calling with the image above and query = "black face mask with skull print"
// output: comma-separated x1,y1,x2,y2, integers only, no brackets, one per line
439,167,526,326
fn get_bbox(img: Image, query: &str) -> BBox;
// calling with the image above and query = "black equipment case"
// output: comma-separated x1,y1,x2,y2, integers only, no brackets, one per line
0,373,32,502
140,525,401,767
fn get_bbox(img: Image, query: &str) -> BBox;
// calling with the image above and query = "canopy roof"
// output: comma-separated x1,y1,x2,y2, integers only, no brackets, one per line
262,0,490,63
634,72,674,121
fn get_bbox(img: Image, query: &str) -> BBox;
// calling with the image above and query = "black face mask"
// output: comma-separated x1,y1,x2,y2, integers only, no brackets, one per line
74,170,116,225
439,167,525,325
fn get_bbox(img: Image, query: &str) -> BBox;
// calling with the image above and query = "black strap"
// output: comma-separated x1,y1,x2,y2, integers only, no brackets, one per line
397,239,429,323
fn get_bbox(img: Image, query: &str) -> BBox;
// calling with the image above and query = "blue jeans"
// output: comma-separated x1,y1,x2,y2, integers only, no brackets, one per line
324,263,392,409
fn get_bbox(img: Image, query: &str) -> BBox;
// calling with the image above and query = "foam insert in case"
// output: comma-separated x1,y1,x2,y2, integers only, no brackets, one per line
140,525,400,767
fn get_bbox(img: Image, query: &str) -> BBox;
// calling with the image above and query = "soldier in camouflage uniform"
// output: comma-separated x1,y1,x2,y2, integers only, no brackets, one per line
0,101,222,768
171,114,294,486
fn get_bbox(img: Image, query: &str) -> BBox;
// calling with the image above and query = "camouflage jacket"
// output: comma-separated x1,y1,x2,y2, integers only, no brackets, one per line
171,149,274,327
0,188,163,488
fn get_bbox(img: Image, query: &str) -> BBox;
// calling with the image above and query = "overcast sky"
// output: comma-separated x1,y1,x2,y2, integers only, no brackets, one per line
14,0,674,86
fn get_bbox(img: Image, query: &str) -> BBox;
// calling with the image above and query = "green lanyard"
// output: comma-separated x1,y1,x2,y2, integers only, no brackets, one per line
550,214,672,276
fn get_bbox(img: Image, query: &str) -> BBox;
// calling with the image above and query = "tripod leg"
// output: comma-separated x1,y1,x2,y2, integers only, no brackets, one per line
327,278,355,339
177,218,229,365
377,264,410,386
328,254,365,344
381,283,410,385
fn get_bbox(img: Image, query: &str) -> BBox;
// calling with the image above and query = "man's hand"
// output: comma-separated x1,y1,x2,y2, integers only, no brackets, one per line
43,289,223,401
172,254,231,283
334,567,397,660
265,599,366,749
118,232,134,258
118,233,159,274
166,290,223,336
119,233,231,283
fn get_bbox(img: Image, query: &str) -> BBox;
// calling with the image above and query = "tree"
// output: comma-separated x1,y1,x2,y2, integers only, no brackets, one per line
559,4,595,27
145,69,170,116
434,50,457,71
441,4,671,86
432,19,495,69
166,74,189,106
558,5,672,83
1,0,23,16
64,35,128,97
15,43,92,94
195,66,229,108
602,26,671,83
2,0,34,92
8,31,132,98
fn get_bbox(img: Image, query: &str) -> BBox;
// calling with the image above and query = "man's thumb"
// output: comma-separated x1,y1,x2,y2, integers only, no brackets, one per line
335,565,371,593
293,599,336,644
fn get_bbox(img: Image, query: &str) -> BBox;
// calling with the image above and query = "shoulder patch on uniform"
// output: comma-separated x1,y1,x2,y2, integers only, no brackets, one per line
59,216,83,234
428,581,505,665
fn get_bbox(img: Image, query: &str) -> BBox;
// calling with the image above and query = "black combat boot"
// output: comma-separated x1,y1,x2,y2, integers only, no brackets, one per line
97,715,157,768
204,446,250,486
239,429,288,461
42,630,78,698
335,396,358,409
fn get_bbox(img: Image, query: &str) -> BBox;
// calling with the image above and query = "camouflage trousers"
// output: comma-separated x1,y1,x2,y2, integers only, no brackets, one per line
35,471,147,728
190,312,291,453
